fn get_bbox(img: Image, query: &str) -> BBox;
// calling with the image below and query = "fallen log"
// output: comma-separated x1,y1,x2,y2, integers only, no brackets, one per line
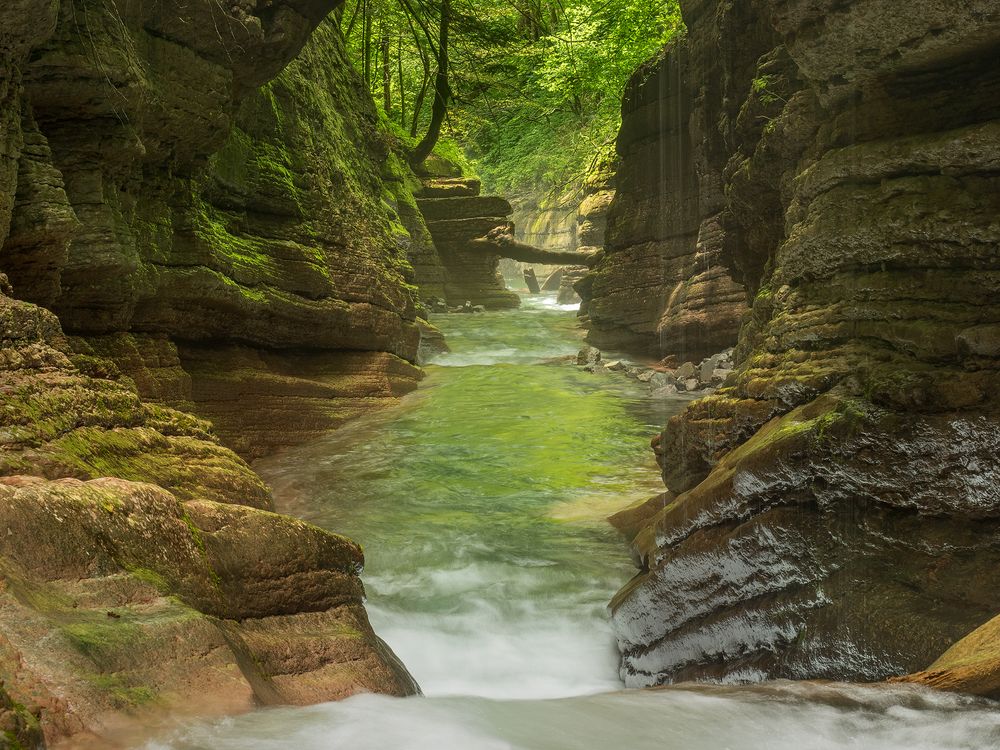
468,226,598,267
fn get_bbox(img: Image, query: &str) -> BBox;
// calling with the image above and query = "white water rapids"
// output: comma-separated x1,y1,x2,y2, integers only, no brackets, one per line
144,295,1000,749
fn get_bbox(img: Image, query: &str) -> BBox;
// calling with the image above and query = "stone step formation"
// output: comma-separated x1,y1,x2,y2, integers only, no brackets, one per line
415,178,596,308
416,178,521,309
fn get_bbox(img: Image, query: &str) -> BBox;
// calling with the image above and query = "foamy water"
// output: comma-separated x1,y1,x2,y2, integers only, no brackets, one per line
149,682,1000,749
144,293,1000,749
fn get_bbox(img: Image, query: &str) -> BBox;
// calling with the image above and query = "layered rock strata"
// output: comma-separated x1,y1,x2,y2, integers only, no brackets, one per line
416,178,521,309
610,0,1000,688
511,196,578,255
0,1,421,743
0,288,417,747
562,183,614,304
578,33,749,360
5,1,426,460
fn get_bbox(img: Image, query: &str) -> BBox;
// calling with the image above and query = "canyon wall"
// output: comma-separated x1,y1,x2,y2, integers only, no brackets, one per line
417,177,521,309
511,179,614,304
512,197,578,254
0,1,421,744
7,3,428,461
611,0,1000,687
578,29,749,361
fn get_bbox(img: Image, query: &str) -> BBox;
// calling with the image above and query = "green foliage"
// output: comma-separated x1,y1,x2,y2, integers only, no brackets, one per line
341,0,682,198
751,74,785,106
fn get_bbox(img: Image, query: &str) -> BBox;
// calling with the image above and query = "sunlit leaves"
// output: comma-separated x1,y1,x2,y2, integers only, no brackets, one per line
341,0,683,198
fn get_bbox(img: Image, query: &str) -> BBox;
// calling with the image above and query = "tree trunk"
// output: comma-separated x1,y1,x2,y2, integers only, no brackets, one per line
409,0,449,166
397,33,407,128
410,43,431,138
381,20,392,115
362,0,373,92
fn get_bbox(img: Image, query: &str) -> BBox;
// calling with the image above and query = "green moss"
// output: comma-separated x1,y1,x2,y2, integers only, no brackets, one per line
84,674,157,710
63,621,145,663
430,138,478,178
179,510,223,589
123,566,170,593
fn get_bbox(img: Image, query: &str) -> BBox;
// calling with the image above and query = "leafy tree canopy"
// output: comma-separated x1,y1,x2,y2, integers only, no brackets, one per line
341,0,682,203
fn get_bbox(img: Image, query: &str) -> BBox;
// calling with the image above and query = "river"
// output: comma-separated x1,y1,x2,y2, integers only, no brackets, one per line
145,294,1000,749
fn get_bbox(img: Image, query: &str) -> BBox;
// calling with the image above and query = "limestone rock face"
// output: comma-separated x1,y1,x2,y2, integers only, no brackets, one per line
2,2,427,460
0,287,418,744
611,0,1000,688
578,13,756,360
0,475,417,748
0,293,270,509
416,179,521,309
511,197,578,256
0,1,422,742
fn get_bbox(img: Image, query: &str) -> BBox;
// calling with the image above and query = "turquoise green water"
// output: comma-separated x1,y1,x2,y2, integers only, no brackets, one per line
253,294,682,697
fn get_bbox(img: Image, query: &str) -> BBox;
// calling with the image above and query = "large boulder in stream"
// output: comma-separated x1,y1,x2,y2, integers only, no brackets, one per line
609,0,1000,688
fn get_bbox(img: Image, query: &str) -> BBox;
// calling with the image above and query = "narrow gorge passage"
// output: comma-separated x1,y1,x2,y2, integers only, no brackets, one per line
146,296,1000,749
255,293,673,699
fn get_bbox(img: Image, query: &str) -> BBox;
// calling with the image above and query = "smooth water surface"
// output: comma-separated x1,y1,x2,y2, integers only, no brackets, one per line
145,294,1000,749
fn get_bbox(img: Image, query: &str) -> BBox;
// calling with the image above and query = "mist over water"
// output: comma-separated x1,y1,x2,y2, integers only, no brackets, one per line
145,294,1000,749
151,683,1000,750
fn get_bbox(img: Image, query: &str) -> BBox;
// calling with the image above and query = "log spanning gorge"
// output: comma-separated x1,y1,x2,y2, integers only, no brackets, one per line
1,0,1000,748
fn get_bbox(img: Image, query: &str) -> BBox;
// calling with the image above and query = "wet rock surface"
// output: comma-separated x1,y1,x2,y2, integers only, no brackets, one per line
0,2,422,744
609,0,1000,689
0,475,417,748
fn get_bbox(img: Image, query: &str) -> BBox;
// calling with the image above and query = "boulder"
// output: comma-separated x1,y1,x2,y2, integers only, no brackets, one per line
893,614,1000,699
0,477,418,745
577,346,602,367
675,362,697,380
649,371,678,390
699,356,720,384
651,384,679,399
